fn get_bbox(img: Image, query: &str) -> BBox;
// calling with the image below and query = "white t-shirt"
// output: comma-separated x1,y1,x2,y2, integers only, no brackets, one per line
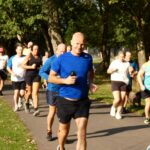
108,59,130,84
7,55,26,82
0,55,8,69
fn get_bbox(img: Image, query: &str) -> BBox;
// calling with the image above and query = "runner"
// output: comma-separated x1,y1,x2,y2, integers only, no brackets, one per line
137,56,150,125
7,44,26,111
107,50,133,119
48,32,96,150
22,44,42,116
39,43,66,141
0,47,8,96
123,51,138,113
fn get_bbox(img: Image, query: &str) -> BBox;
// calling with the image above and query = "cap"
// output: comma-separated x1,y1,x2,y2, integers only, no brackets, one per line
0,48,4,53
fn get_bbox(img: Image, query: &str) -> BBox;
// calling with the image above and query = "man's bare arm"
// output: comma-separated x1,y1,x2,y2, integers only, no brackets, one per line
48,70,76,85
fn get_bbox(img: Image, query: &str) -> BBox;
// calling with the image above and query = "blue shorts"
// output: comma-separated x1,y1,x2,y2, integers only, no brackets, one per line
46,90,58,106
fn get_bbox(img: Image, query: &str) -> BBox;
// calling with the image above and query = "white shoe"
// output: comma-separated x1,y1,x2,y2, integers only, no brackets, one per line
18,97,23,108
110,106,116,117
14,105,19,112
115,112,122,120
56,145,65,150
29,98,34,107
33,109,40,116
57,145,60,150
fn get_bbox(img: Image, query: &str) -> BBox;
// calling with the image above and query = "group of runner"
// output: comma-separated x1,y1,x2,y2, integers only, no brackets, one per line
107,50,150,125
0,32,150,150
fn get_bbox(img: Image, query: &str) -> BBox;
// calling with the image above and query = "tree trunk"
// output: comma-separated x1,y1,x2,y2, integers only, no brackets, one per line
40,21,54,56
48,27,63,52
46,0,63,52
136,17,146,67
143,23,150,59
100,0,110,70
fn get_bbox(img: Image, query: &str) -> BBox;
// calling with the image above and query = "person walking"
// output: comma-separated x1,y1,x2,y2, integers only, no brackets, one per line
107,50,133,120
39,43,66,141
21,44,42,116
123,51,138,113
0,47,8,96
48,32,96,150
7,44,26,111
137,56,150,125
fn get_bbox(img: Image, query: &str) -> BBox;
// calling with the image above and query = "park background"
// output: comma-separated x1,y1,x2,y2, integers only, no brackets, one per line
0,0,150,149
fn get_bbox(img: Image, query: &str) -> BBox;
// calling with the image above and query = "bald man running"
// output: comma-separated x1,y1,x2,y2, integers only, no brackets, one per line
39,43,66,141
49,32,95,150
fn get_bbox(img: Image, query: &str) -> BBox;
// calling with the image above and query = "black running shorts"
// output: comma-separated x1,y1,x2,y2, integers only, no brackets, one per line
12,81,26,90
56,96,91,124
111,81,127,92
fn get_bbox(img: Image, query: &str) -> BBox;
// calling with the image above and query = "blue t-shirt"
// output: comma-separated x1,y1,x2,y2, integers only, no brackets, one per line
142,62,150,90
128,60,138,86
39,55,60,92
51,52,93,99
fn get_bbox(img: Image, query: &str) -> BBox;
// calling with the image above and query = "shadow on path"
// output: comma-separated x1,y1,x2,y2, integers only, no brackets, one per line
86,125,149,138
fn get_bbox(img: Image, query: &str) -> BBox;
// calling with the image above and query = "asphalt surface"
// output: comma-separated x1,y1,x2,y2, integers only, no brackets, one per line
2,82,150,150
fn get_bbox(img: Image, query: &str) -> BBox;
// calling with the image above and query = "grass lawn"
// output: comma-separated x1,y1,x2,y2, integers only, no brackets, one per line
0,98,37,150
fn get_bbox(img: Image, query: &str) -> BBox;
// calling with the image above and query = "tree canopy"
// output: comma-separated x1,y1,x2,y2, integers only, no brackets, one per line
0,0,150,65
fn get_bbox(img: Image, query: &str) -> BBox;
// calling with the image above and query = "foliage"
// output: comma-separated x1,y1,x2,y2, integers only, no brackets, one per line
0,0,150,58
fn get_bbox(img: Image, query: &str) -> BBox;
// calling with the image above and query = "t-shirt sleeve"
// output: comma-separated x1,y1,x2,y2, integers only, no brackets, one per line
108,61,115,70
51,57,61,74
7,56,14,68
39,58,52,80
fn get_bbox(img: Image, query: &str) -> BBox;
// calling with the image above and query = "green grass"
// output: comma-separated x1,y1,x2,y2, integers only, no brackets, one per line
0,99,37,150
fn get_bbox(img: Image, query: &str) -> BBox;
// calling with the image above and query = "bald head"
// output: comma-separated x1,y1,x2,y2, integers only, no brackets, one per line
27,41,33,48
56,43,66,56
71,32,85,56
72,32,85,41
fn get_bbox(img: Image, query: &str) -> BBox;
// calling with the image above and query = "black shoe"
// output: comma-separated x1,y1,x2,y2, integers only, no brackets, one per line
0,91,3,96
122,107,129,114
47,132,53,141
24,103,30,113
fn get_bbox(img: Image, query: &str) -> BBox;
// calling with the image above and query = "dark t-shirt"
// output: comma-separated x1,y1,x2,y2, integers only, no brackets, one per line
26,53,42,76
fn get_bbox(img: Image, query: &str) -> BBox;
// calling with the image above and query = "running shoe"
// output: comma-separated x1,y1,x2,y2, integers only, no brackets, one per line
144,118,150,125
110,106,116,117
56,145,65,150
29,98,34,107
0,91,3,96
46,132,53,141
14,105,19,112
24,103,30,113
115,112,122,120
56,145,60,150
33,109,40,116
18,97,23,109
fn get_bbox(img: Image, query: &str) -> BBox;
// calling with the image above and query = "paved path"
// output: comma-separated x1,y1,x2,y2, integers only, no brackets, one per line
2,82,150,150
